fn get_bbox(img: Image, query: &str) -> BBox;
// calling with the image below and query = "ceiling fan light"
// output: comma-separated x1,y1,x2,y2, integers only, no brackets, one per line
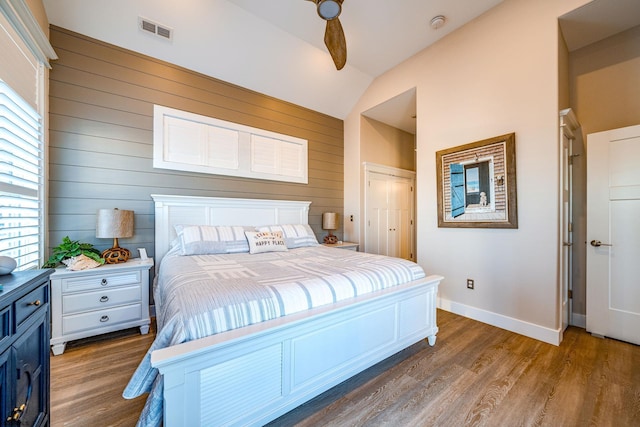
317,0,341,20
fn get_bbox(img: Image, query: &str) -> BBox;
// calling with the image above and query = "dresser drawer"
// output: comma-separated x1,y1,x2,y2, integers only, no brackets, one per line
62,285,142,315
15,283,48,330
61,270,142,293
62,303,142,335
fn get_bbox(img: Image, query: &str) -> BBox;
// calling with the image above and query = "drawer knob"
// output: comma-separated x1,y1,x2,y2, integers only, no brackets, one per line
101,278,108,286
100,296,109,303
27,299,41,307
100,315,109,323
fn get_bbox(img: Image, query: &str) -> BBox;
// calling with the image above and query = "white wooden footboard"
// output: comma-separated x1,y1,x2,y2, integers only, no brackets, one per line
151,275,442,426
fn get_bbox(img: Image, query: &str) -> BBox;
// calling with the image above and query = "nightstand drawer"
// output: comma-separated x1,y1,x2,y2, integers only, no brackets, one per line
62,285,142,315
61,270,142,293
62,303,142,335
15,283,48,330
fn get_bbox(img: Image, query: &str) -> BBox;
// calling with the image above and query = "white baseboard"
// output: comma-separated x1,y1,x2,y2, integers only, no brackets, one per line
571,312,586,329
437,298,562,346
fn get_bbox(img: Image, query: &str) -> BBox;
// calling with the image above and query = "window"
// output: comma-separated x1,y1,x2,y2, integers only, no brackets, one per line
0,3,56,271
0,79,43,270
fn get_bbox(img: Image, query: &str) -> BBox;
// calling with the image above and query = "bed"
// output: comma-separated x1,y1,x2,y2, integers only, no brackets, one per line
124,194,443,426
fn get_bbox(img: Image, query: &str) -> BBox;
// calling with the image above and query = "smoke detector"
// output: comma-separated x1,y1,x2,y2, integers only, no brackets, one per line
139,17,173,41
430,15,446,30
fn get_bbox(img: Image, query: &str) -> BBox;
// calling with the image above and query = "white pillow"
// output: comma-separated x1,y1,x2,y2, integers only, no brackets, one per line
174,225,253,255
244,231,288,254
256,224,319,248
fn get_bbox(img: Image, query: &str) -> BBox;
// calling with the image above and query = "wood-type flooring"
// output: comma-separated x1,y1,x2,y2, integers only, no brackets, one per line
50,310,640,426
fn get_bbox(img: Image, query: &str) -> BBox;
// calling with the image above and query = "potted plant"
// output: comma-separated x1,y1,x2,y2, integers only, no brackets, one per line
42,236,105,268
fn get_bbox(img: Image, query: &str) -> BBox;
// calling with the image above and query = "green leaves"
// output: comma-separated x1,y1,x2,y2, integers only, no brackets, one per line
42,236,105,268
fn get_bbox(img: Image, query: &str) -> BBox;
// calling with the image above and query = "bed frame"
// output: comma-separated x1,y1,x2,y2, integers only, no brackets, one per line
149,194,442,426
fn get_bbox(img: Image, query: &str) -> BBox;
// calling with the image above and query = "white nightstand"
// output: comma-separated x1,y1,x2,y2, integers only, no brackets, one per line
322,241,359,251
49,258,153,355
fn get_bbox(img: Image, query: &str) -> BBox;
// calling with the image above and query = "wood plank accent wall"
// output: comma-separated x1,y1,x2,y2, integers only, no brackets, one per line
47,26,344,261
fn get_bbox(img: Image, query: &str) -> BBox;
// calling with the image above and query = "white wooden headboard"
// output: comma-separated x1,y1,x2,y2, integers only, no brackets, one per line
151,194,311,266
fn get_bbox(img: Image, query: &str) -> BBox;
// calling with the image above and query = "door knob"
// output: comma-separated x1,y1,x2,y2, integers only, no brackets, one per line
590,240,612,247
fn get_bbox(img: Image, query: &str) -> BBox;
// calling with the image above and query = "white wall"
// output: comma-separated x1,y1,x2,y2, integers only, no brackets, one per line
345,0,590,344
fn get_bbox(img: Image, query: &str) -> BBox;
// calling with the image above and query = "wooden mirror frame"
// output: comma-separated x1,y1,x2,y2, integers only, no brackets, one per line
436,133,517,228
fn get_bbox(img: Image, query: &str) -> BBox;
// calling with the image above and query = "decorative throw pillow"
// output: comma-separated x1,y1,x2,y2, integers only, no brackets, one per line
256,224,319,248
244,231,288,254
174,225,252,255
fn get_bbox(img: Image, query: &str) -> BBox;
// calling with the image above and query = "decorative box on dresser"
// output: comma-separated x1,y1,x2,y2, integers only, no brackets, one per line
49,258,153,356
0,269,53,427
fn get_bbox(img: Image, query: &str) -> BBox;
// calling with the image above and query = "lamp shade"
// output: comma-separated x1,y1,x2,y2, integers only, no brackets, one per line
96,209,134,238
322,212,339,230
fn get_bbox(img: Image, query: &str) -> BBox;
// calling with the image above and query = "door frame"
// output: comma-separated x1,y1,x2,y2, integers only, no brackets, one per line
559,108,579,338
363,162,416,260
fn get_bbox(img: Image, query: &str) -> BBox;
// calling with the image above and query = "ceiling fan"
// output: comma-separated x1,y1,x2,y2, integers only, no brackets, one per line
307,0,346,70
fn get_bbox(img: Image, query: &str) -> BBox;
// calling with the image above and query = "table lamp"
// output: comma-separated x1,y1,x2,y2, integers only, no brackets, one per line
322,212,339,244
96,208,134,264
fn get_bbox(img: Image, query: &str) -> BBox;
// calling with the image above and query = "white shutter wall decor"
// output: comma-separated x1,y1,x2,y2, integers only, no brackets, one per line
153,105,308,184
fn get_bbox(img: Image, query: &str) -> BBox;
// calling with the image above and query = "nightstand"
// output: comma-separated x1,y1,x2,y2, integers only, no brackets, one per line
322,241,359,251
49,258,153,355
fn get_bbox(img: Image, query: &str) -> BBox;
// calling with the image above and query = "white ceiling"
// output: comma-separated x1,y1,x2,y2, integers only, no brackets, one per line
226,0,504,78
42,0,503,123
42,0,639,134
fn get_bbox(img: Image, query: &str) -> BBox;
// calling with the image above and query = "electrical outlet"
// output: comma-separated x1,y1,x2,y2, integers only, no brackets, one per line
467,279,474,290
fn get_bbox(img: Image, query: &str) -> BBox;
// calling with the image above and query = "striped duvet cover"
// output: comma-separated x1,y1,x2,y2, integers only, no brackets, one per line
124,245,426,427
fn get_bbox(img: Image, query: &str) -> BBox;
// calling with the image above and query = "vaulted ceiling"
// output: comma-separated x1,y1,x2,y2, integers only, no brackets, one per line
43,0,640,133
42,0,504,122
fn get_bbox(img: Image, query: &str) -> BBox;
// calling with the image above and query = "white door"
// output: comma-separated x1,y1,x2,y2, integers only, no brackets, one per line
366,173,389,255
364,165,415,260
388,178,413,259
586,124,640,345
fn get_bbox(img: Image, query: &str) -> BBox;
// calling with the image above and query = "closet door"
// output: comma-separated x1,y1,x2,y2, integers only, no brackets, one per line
388,178,413,259
366,173,389,256
364,166,415,260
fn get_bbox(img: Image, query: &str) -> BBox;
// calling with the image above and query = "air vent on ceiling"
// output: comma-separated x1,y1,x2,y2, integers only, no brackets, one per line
138,17,173,41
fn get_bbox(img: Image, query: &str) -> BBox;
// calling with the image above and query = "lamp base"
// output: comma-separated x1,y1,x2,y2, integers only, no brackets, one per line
323,234,338,244
102,247,131,264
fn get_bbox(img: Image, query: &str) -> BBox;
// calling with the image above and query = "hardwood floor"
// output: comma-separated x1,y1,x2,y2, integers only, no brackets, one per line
50,310,640,426
50,326,154,427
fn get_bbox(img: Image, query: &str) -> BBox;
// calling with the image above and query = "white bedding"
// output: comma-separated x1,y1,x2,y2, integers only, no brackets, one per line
124,245,426,426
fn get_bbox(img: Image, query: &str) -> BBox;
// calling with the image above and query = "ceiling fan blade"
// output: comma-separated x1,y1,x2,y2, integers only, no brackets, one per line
325,18,346,70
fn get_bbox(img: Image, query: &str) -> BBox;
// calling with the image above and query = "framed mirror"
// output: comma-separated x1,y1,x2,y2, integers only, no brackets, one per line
436,133,517,228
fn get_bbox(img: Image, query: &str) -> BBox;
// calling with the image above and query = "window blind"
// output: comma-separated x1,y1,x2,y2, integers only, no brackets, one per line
0,79,42,270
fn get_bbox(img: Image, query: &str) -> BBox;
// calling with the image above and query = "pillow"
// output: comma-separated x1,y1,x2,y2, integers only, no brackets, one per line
174,225,253,255
256,224,319,248
244,231,288,254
